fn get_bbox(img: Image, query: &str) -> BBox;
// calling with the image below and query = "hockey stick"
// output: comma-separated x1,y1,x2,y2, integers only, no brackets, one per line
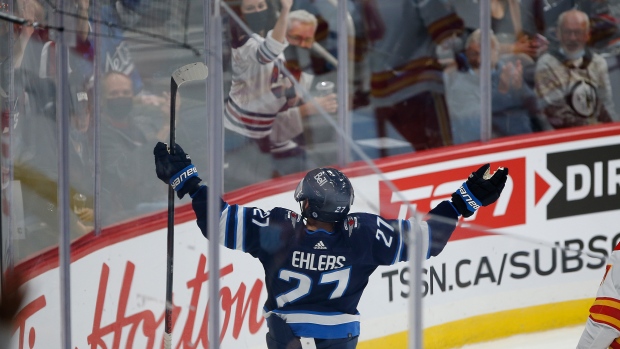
165,62,208,349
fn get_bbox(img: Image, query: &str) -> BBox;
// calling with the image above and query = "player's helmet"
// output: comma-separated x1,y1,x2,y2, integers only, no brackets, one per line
294,168,354,223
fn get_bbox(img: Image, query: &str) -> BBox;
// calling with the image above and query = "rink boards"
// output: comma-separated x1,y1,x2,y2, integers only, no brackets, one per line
9,124,620,349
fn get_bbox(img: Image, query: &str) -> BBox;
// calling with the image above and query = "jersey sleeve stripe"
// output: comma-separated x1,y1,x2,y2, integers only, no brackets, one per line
421,221,430,260
236,207,246,252
393,220,405,265
220,205,231,248
257,41,277,64
611,338,620,349
593,298,620,310
590,305,620,322
223,205,237,249
589,313,620,332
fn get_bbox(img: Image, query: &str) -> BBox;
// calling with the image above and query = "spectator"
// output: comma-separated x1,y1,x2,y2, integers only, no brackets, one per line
535,9,617,129
359,0,464,155
67,73,95,235
0,0,62,260
453,0,548,60
223,0,293,190
72,0,144,95
270,9,337,177
491,0,547,59
224,0,337,189
100,71,164,224
445,29,548,144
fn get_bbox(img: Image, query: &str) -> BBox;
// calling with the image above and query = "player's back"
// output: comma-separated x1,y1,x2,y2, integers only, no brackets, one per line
256,209,407,339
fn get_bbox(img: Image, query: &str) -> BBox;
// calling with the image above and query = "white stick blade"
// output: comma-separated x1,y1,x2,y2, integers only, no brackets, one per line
172,62,209,86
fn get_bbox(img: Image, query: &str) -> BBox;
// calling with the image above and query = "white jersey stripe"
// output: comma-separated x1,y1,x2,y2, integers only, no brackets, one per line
236,207,246,251
420,221,430,259
219,205,230,246
268,311,360,326
394,220,404,264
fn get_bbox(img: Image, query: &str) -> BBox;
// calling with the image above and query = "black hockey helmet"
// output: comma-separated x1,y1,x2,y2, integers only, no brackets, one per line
294,168,354,223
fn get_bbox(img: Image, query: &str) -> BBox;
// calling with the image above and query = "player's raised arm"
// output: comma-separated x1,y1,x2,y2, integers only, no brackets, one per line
427,163,509,257
373,163,509,264
153,142,218,238
153,142,282,256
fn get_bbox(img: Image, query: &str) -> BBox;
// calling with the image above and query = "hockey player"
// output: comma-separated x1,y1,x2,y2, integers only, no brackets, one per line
153,142,509,349
577,242,620,348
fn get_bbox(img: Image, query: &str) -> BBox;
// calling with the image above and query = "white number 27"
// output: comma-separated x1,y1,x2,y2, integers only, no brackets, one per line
275,267,351,307
376,217,393,247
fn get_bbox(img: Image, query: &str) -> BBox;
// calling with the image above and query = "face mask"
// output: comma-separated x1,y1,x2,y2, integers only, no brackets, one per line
561,48,585,61
244,9,276,36
105,97,133,119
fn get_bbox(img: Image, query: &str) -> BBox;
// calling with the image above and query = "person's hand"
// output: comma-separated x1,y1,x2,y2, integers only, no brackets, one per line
18,0,40,39
77,221,94,235
153,142,202,199
76,0,89,11
511,35,538,59
280,0,293,11
532,33,549,57
77,207,94,223
451,164,508,218
303,93,338,115
498,61,523,94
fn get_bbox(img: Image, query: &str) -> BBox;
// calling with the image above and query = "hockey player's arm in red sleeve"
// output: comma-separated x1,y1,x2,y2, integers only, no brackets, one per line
578,243,620,349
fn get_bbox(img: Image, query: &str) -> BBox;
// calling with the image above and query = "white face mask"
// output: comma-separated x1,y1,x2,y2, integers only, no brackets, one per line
560,47,585,61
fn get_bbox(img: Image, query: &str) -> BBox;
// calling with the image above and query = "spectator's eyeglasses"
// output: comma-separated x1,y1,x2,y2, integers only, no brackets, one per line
561,29,588,37
287,34,314,46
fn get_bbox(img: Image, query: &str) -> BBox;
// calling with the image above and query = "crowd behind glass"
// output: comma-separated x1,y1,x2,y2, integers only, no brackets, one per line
1,0,619,262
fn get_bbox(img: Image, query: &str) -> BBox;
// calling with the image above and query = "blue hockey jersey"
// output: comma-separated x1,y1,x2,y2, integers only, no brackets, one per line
191,186,458,339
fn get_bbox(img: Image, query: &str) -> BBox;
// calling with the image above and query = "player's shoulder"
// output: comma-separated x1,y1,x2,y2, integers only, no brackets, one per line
340,212,385,235
268,207,304,224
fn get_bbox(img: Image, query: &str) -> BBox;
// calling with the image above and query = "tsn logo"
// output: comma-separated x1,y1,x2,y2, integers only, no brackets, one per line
378,158,526,229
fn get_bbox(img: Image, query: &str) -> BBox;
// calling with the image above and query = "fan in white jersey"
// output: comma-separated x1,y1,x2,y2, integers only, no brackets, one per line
223,0,337,190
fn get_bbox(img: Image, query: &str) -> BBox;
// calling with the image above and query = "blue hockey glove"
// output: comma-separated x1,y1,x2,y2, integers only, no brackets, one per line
153,142,202,199
451,163,508,218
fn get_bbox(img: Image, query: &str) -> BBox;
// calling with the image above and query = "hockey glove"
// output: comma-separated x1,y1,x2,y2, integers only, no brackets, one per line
153,142,202,199
451,163,508,218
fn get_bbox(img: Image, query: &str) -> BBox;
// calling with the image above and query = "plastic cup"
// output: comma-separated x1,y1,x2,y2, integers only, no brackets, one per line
73,193,87,214
315,81,335,97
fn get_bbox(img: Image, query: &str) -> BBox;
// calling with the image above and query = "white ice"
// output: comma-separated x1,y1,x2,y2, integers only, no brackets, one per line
461,325,584,349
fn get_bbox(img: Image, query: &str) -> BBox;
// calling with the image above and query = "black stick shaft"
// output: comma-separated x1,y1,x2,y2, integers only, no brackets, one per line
164,78,178,348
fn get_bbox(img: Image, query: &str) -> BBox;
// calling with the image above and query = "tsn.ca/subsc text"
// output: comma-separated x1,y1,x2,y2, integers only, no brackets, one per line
381,233,620,301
